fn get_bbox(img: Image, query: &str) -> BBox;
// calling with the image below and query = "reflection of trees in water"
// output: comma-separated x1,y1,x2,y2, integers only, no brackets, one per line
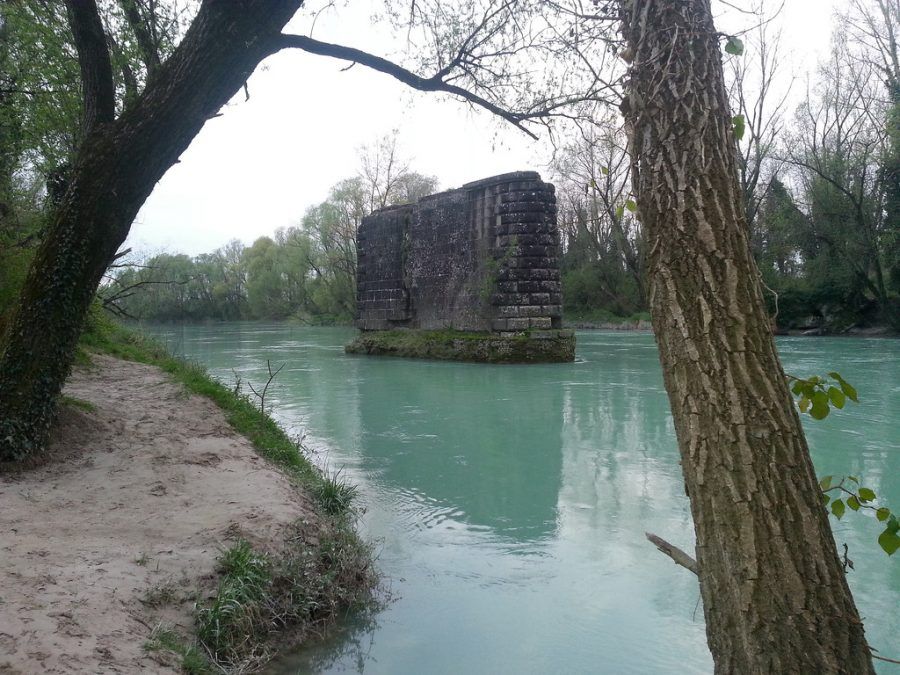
356,361,565,543
557,342,683,531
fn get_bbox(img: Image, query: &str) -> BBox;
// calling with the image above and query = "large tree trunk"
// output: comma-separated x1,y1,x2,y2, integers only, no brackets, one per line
621,1,874,672
0,1,302,460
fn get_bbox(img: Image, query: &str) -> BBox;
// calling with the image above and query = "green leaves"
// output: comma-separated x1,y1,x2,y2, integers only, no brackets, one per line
827,387,845,409
879,516,900,555
828,372,858,402
809,391,830,419
820,475,896,556
831,498,845,519
625,199,637,213
859,487,876,502
724,36,744,55
789,371,858,420
732,114,745,141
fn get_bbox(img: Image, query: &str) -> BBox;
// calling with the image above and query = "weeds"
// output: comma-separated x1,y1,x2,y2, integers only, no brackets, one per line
59,395,96,413
315,467,359,516
141,581,179,608
196,540,272,668
195,531,378,673
144,625,211,674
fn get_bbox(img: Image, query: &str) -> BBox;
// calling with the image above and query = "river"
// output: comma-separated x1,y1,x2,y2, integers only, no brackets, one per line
142,324,899,674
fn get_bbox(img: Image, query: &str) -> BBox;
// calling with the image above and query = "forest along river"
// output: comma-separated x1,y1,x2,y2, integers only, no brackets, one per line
143,324,900,674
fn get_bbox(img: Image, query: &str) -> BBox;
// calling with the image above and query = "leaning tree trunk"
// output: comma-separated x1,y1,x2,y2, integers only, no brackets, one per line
0,0,303,461
621,1,874,672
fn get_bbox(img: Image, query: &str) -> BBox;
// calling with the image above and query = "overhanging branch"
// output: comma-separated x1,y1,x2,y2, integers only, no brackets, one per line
275,33,541,139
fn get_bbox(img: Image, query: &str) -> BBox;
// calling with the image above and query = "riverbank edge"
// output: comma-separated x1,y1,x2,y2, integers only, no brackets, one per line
78,316,378,673
344,328,576,363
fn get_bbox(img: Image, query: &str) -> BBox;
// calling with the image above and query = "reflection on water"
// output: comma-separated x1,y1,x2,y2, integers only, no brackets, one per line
142,324,900,674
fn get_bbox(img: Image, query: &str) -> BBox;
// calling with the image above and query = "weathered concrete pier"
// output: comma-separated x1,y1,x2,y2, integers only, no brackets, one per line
346,171,574,363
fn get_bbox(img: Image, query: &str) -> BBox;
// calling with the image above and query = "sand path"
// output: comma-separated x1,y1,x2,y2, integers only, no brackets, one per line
0,354,313,673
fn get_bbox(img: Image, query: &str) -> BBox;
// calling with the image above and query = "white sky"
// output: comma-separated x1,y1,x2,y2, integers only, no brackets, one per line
126,0,840,256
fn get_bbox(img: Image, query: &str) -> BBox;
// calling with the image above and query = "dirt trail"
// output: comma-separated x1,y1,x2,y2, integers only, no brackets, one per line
0,354,313,673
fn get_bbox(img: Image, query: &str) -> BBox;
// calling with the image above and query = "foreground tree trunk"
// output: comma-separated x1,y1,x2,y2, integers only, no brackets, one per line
0,0,303,460
621,1,874,672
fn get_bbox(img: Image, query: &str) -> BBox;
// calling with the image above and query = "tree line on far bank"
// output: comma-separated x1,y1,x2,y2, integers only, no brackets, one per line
91,3,899,332
98,153,437,325
554,3,899,332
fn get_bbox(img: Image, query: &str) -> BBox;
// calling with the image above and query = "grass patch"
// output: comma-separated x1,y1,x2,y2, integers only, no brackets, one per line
59,395,96,413
197,531,377,672
144,625,211,674
316,467,360,516
563,309,651,326
140,581,180,609
345,328,575,363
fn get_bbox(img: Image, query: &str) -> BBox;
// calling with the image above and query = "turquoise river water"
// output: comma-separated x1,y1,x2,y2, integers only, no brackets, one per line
144,324,899,674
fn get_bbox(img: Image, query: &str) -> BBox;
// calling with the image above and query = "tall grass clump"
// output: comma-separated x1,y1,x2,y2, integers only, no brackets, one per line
195,531,378,672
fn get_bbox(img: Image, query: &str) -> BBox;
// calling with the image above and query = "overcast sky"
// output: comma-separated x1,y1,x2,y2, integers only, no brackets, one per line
126,0,839,257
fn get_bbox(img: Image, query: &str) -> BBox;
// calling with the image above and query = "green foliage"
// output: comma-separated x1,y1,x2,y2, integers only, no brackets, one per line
103,170,437,325
795,372,896,555
315,468,360,516
144,626,212,675
788,371,857,420
731,114,745,141
820,475,898,556
724,36,744,56
196,540,272,666
195,530,378,672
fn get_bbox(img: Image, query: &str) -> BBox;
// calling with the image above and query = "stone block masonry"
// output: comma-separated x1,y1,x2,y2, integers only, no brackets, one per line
355,171,565,334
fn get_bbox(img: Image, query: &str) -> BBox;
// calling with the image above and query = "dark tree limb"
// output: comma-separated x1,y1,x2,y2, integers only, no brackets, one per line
118,0,161,74
275,33,541,139
64,0,115,134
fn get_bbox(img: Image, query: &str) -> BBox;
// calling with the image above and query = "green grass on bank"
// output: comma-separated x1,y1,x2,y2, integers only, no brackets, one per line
80,312,325,488
345,328,576,363
79,310,378,673
562,309,651,326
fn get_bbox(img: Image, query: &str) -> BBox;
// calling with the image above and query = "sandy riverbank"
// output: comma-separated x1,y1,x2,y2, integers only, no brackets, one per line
0,354,317,673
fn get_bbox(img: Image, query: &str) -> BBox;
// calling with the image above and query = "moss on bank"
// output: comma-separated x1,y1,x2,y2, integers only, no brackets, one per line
79,313,378,673
563,309,652,330
345,328,576,363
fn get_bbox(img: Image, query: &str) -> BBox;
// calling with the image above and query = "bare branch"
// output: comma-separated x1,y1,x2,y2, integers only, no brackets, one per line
645,532,699,575
275,33,542,139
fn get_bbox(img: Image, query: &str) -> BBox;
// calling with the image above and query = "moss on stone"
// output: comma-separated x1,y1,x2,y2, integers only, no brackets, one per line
345,329,575,363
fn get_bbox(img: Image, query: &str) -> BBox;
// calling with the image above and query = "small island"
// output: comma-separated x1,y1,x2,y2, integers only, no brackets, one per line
345,171,576,363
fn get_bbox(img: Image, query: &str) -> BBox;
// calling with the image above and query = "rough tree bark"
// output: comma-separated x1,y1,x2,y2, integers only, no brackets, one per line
621,1,874,672
0,0,304,459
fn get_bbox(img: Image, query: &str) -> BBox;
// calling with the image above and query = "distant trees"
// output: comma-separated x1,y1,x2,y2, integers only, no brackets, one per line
551,118,645,320
550,0,899,331
103,140,437,323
